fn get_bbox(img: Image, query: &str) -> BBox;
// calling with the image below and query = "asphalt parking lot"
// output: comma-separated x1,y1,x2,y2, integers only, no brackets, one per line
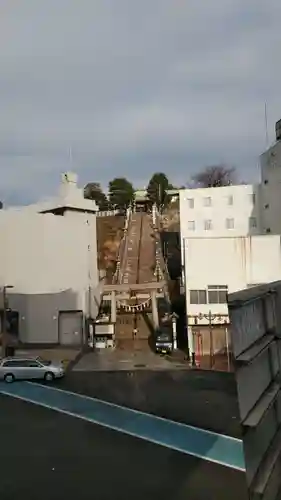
0,394,248,500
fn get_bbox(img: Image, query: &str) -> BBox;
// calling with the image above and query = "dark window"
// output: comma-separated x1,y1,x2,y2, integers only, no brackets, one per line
207,285,228,304
3,360,25,367
266,228,271,233
3,359,40,368
264,179,268,184
25,360,40,367
2,360,16,367
190,290,207,304
265,204,269,209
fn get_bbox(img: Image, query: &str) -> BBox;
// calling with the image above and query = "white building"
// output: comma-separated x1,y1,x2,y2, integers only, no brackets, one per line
0,172,102,345
179,184,261,239
179,183,262,287
184,235,281,324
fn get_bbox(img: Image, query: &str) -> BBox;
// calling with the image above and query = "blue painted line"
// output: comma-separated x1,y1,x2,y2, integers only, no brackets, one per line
0,381,245,471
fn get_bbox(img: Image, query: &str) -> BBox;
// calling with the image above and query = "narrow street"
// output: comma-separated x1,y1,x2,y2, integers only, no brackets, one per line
0,376,248,500
0,393,247,500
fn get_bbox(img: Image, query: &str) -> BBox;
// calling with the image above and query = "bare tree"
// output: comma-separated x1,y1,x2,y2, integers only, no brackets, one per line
190,165,237,188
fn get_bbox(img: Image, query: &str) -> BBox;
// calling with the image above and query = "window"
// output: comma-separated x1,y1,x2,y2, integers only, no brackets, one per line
203,196,212,207
187,198,194,208
26,360,41,367
264,179,268,184
190,290,207,304
2,360,17,367
265,204,269,209
187,220,195,230
207,285,228,304
36,357,51,366
249,217,257,228
266,228,271,233
227,195,233,205
204,219,212,230
226,218,234,229
2,359,36,367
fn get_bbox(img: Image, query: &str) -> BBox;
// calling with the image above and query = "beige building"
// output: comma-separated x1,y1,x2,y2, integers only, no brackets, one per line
183,234,281,324
0,172,101,345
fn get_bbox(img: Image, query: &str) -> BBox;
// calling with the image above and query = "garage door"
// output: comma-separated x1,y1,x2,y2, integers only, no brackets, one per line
59,311,83,346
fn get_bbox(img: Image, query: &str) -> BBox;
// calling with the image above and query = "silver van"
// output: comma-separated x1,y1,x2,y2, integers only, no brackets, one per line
0,356,65,383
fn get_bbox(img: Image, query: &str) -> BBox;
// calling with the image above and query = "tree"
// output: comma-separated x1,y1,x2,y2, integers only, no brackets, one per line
190,165,237,188
84,182,109,210
108,177,134,211
147,172,170,209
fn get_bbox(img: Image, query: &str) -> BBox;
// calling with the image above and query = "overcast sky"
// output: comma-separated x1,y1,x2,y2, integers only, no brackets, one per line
0,0,280,205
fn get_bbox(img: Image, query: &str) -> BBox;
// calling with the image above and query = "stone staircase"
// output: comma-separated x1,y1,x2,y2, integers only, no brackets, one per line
115,212,159,348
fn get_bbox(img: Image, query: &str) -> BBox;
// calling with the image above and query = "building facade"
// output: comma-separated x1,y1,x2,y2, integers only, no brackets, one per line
259,130,281,235
179,184,261,239
0,172,101,345
184,235,281,324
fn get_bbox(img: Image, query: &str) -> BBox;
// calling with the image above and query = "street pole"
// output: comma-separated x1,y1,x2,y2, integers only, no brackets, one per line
225,321,231,372
1,285,13,358
1,287,7,358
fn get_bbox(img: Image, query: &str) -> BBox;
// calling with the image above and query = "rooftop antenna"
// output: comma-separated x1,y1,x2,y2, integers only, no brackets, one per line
264,102,269,149
68,145,73,169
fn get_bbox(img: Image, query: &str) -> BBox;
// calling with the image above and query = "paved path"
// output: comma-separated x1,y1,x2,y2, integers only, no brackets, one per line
16,348,79,366
74,349,188,371
0,394,248,500
120,213,157,286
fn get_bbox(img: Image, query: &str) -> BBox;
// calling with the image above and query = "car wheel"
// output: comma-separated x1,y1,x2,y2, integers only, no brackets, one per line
44,371,54,382
4,373,15,383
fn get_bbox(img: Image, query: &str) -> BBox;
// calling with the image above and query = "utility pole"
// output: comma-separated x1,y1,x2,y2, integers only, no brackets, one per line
1,285,13,358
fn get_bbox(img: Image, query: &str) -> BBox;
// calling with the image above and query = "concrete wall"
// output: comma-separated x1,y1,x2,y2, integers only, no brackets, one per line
0,208,100,343
8,290,79,343
184,235,281,321
260,140,281,235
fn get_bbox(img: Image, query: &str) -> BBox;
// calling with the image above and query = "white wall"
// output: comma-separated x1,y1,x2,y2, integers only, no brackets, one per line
180,184,260,239
260,140,281,235
0,209,99,316
184,235,281,323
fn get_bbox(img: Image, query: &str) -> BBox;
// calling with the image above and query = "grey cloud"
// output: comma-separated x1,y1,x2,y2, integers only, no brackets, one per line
0,0,280,203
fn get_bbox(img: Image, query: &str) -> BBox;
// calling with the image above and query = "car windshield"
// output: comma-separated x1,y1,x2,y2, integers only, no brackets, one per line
36,357,51,366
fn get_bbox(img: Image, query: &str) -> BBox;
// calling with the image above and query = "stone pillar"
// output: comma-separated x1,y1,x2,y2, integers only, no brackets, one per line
111,290,117,323
151,289,159,328
172,316,177,350
152,203,156,226
187,325,195,366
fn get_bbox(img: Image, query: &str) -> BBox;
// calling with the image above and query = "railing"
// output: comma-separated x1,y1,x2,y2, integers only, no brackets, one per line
112,206,132,284
96,209,122,217
228,281,281,500
152,205,170,303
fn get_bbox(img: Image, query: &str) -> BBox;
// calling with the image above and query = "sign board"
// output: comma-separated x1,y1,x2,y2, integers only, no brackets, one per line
228,282,281,500
95,323,114,336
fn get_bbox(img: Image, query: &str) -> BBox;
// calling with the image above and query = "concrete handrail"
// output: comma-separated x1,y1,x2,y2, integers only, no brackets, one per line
112,208,132,284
